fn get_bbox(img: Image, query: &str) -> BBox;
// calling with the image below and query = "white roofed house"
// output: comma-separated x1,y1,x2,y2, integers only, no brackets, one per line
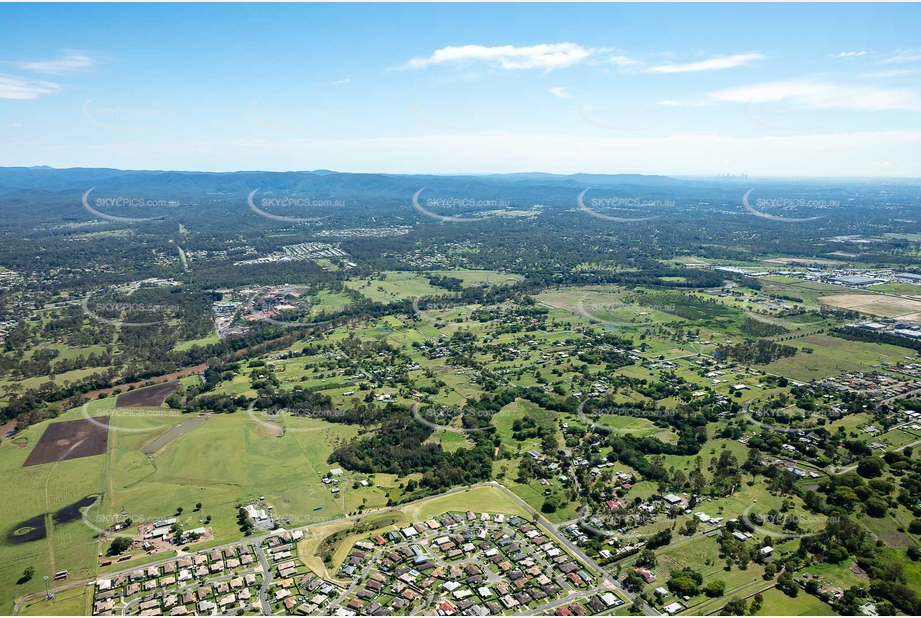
663,602,684,615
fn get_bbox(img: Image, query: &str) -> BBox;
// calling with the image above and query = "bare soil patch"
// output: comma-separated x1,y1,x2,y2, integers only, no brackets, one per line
821,293,921,319
23,417,109,467
116,381,181,408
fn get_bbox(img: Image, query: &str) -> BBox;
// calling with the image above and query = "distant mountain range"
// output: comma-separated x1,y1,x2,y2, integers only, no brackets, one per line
0,166,694,201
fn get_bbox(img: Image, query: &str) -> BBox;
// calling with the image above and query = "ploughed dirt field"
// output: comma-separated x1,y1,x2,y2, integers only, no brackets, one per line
23,416,110,467
115,381,182,408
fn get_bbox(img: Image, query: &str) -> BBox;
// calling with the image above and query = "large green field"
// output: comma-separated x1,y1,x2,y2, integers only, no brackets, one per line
95,412,356,539
0,400,113,613
758,334,914,381
0,401,366,613
752,588,836,616
345,269,521,304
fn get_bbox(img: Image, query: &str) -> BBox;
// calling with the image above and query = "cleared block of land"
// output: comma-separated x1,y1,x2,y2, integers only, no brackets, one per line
23,417,109,467
821,293,921,319
115,381,181,407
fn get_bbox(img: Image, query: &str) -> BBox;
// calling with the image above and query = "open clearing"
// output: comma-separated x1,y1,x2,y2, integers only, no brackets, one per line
752,587,836,616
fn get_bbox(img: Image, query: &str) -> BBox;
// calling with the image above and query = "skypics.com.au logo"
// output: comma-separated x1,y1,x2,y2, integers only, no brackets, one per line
577,189,670,222
243,296,348,330
577,400,674,431
741,189,834,222
82,99,181,133
411,102,514,134
410,296,498,330
80,403,184,435
412,189,511,223
577,294,673,328
82,294,180,328
247,189,341,224
82,511,179,539
247,402,347,434
247,98,344,134
82,189,174,223
741,505,837,540
744,407,840,435
577,102,674,134
411,403,504,434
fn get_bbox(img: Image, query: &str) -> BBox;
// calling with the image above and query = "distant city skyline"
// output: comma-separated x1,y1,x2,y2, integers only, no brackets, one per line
1,3,919,176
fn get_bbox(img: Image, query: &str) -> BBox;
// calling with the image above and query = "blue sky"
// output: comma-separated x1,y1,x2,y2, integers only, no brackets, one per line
1,3,919,176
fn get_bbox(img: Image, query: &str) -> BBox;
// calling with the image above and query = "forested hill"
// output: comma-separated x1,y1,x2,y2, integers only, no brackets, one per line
0,166,692,197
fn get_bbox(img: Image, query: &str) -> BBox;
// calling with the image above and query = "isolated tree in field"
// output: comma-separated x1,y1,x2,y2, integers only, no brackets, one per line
541,497,558,514
195,502,202,511
109,537,132,555
17,566,35,584
751,593,763,612
176,506,184,515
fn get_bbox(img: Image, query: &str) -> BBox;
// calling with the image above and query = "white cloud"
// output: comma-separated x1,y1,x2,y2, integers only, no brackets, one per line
648,53,765,74
880,48,921,64
707,78,921,111
0,75,61,99
11,51,95,73
548,87,571,99
403,43,604,72
332,79,350,85
658,100,682,106
836,51,871,58
608,55,641,68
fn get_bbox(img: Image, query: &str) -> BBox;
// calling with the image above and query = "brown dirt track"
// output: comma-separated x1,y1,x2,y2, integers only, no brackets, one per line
23,417,110,467
115,381,181,408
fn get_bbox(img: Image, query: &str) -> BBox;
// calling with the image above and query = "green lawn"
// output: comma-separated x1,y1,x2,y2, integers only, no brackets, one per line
0,400,112,613
753,588,836,616
94,412,362,542
0,403,369,613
